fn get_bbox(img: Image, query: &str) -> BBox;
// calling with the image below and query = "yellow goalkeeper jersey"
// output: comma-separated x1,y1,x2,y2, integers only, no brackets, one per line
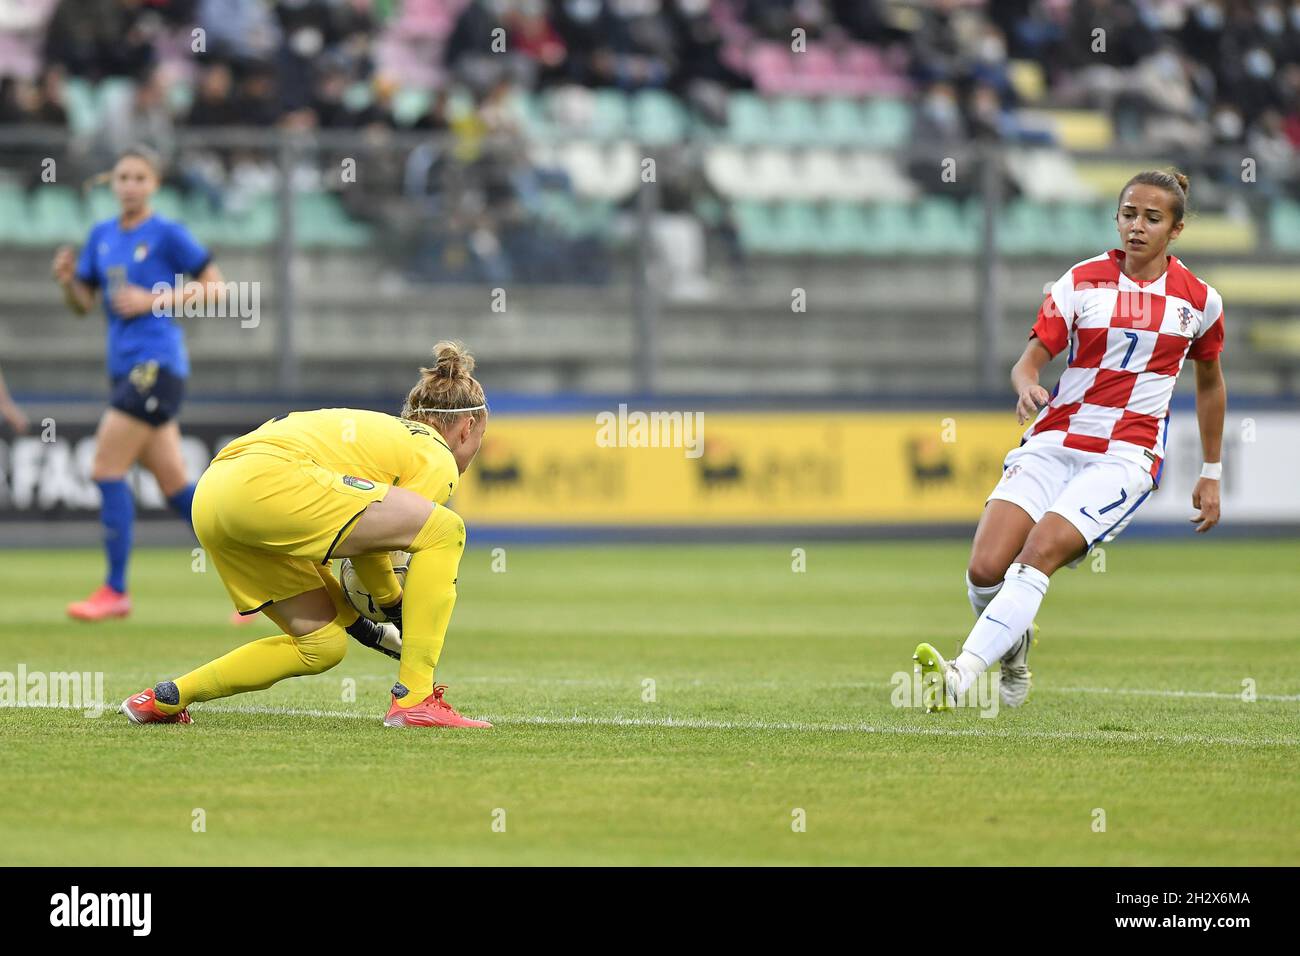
215,408,459,505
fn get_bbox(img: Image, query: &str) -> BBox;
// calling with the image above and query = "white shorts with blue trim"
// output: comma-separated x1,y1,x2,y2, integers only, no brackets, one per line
987,441,1155,555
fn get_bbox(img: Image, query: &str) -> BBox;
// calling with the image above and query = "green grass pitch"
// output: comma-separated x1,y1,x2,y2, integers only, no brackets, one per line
0,540,1296,866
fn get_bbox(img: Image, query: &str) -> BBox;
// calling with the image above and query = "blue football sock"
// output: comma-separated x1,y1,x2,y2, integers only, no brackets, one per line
96,479,134,594
166,482,196,528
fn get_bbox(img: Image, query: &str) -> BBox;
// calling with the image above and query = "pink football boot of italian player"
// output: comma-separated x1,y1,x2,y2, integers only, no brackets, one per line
66,584,131,621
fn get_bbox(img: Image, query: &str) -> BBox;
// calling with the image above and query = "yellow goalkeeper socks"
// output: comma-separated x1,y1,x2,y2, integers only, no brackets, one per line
157,617,349,714
395,506,465,707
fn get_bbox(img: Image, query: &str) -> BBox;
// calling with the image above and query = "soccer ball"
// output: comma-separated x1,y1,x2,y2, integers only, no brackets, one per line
338,550,411,622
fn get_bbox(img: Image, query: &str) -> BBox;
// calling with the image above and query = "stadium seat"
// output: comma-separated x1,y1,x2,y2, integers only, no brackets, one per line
767,97,821,146
590,89,632,140
1005,149,1099,202
861,99,912,148
1202,266,1298,305
997,199,1060,255
821,97,870,147
555,141,640,201
770,200,824,254
1269,200,1300,251
29,187,84,244
63,77,100,135
630,90,690,144
725,93,772,145
1173,215,1256,254
837,153,918,202
294,192,371,248
392,87,431,126
702,144,750,199
916,197,978,253
731,200,781,253
1072,160,1150,198
1041,109,1114,150
0,183,25,243
819,202,872,254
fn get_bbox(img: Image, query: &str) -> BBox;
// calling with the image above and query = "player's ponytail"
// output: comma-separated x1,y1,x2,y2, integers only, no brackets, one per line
401,340,488,431
1119,168,1190,223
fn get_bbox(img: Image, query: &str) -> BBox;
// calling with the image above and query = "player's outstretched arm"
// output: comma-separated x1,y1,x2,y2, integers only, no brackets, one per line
1011,337,1054,424
1191,356,1225,533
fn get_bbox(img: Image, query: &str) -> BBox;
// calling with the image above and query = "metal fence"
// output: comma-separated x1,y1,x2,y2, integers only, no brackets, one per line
2,125,1298,399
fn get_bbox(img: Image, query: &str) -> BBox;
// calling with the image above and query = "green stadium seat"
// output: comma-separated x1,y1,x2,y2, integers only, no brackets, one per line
167,80,194,117
294,191,371,248
821,97,868,147
916,197,977,253
732,200,780,253
819,202,872,255
0,183,25,243
725,93,772,145
515,91,552,139
29,186,85,244
153,187,183,220
344,81,374,112
861,99,912,149
768,97,821,147
997,199,1059,255
87,186,117,222
392,87,431,126
1270,200,1300,252
631,90,690,144
589,89,631,140
770,200,823,254
860,202,910,255
63,77,100,135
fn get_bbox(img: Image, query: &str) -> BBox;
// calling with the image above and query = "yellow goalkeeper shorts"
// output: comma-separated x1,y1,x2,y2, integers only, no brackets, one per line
192,446,390,615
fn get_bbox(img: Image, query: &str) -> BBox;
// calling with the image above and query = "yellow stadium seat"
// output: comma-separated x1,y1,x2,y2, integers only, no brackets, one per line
1046,110,1113,150
1202,266,1299,305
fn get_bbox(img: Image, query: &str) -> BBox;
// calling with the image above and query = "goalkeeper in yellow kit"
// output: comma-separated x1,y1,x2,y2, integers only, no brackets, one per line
120,341,491,728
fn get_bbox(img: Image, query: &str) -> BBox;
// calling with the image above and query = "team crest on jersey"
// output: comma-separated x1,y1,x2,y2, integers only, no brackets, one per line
342,475,375,491
133,242,149,262
1177,305,1195,335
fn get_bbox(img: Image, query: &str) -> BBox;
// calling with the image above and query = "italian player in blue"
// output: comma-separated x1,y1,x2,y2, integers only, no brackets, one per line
51,145,226,621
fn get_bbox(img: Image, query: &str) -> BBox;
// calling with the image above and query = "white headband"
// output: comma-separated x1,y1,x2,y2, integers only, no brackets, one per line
407,404,486,414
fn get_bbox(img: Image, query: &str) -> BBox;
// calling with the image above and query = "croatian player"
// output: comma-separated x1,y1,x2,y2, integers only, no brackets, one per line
52,145,225,621
915,170,1226,710
120,341,492,729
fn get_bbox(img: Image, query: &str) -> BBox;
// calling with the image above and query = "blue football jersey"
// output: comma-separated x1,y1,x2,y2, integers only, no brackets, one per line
76,214,212,379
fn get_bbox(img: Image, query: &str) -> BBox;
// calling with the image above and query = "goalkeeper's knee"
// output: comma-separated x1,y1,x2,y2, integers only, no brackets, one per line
293,618,349,675
409,504,465,558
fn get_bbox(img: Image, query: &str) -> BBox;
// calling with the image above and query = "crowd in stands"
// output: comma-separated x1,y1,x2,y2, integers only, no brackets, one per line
1,1,1299,282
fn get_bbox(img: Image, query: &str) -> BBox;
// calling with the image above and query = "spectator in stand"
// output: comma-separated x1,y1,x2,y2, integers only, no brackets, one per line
195,0,279,62
43,0,158,79
93,61,174,167
0,0,61,82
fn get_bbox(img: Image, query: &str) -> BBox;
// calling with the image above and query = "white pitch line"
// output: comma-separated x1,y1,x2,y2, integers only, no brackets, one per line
177,703,1297,748
338,674,1300,703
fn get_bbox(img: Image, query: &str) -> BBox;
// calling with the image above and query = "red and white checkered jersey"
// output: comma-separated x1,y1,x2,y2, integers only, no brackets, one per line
1024,249,1225,484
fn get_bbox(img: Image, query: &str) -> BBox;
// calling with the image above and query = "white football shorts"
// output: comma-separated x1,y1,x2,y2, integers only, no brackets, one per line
986,440,1156,552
